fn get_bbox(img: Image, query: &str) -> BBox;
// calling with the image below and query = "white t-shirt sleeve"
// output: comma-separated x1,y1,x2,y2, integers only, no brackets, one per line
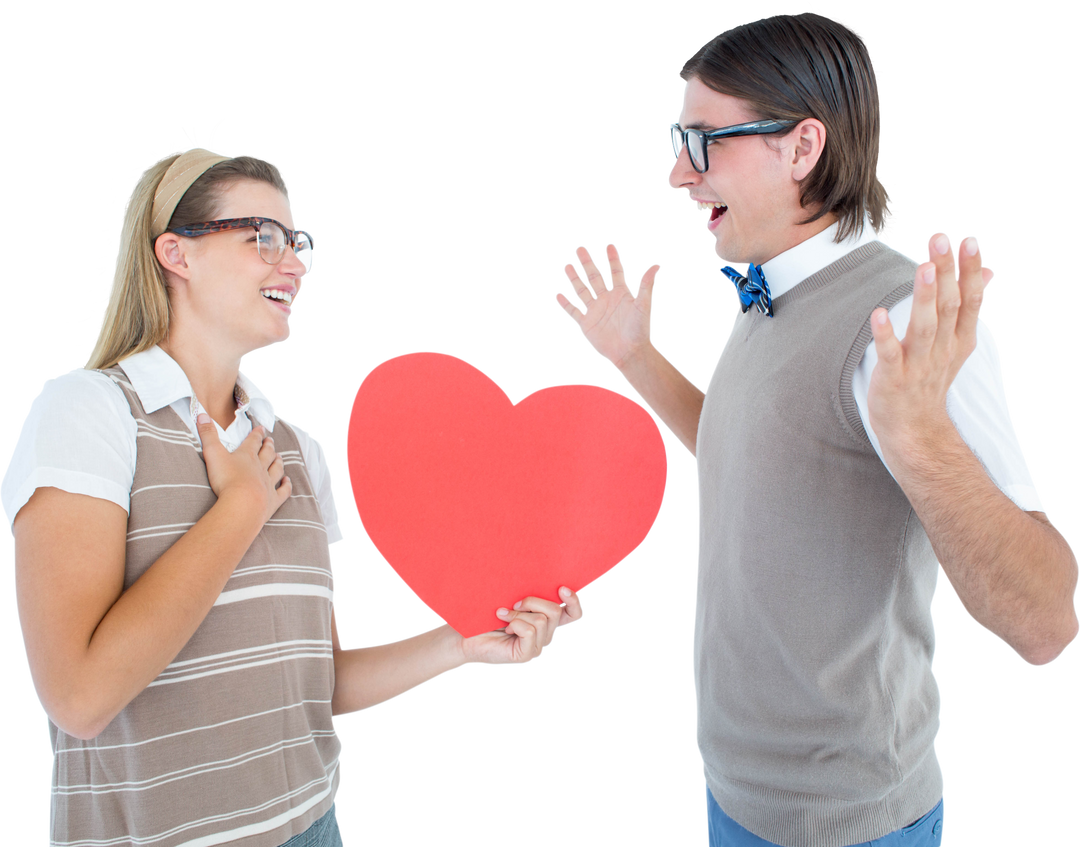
2,370,138,528
289,424,343,544
852,296,1042,512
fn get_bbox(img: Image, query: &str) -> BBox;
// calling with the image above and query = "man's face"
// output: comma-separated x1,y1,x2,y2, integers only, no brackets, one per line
670,77,813,266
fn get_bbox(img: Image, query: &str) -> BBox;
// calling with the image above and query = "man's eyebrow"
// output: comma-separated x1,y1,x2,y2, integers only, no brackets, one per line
683,121,719,131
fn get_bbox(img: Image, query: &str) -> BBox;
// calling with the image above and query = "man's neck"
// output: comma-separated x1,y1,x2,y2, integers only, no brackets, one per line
753,212,839,266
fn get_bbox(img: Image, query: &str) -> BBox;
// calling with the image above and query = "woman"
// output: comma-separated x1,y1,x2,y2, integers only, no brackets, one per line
4,149,581,847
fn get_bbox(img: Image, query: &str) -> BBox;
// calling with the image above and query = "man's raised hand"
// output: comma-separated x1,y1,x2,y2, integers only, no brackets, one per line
552,237,660,371
868,233,993,457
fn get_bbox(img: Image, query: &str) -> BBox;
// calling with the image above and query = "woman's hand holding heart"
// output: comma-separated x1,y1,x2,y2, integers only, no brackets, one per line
460,587,587,665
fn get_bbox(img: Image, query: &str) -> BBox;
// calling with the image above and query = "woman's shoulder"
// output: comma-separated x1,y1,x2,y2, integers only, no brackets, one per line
28,363,132,419
3,369,139,527
13,365,139,475
38,368,138,433
274,419,323,460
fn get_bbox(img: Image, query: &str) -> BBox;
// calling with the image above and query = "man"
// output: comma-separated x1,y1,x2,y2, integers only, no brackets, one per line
557,13,1077,847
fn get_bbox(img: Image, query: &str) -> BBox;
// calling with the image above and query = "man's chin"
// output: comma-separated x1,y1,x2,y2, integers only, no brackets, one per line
712,242,738,267
714,239,743,264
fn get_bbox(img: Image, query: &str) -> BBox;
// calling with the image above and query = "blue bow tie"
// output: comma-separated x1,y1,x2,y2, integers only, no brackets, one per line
722,264,774,317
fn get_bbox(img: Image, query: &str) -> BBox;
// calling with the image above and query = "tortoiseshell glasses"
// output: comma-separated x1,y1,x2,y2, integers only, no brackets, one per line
168,217,314,272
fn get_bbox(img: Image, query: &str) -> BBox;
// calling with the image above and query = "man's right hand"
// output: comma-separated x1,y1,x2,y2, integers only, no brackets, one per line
557,244,659,371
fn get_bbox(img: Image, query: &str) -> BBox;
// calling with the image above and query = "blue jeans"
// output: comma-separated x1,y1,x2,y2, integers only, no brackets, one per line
279,805,343,847
707,789,943,846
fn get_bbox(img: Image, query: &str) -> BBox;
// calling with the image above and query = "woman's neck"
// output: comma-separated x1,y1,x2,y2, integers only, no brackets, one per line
158,337,243,430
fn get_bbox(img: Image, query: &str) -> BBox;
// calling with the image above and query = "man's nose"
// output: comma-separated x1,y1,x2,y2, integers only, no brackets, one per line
665,144,699,192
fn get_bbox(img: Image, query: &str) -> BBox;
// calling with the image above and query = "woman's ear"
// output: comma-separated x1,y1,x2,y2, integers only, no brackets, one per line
789,118,827,182
154,233,192,281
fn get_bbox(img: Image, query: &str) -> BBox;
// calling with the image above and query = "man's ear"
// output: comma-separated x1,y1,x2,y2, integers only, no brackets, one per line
789,118,827,182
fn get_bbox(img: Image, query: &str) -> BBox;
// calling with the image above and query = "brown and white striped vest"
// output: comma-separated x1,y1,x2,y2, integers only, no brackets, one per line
49,365,340,847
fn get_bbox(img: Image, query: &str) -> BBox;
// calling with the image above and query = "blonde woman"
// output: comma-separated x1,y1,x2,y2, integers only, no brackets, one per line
4,150,581,847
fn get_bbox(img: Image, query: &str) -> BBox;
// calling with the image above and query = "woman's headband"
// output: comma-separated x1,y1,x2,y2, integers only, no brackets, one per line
150,148,230,239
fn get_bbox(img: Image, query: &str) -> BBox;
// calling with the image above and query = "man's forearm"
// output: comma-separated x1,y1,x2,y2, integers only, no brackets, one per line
331,626,465,714
885,415,1078,664
617,343,705,455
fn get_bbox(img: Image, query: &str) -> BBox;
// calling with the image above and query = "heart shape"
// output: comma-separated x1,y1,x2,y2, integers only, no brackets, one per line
347,353,667,637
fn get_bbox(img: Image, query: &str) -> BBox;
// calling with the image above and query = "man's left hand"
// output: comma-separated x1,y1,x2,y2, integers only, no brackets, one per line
867,233,993,459
460,587,587,665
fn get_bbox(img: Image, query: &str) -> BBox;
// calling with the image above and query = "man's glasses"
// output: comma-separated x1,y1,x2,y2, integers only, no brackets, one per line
670,120,797,173
168,217,314,272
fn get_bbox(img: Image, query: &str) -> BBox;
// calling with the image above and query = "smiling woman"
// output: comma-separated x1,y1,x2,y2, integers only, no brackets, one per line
85,152,289,372
2,149,581,847
154,180,309,376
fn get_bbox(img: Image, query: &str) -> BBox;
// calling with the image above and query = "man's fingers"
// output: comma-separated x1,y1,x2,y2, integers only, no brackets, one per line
904,262,938,361
557,586,583,626
607,244,627,290
561,264,596,311
556,293,586,325
576,246,609,295
959,231,989,343
924,230,959,352
868,311,902,363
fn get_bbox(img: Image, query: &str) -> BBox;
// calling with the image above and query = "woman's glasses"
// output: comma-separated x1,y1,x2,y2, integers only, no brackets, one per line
164,218,315,274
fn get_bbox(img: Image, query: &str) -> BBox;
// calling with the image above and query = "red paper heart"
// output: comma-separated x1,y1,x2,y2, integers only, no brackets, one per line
347,353,667,637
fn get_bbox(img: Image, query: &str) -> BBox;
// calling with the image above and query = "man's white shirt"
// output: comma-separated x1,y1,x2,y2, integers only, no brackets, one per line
758,224,1040,512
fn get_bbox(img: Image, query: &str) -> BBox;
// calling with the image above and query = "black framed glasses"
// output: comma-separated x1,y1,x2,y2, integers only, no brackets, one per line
168,217,314,272
671,120,797,173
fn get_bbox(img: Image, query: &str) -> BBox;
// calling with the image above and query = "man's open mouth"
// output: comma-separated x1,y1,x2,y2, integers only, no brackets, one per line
704,205,730,231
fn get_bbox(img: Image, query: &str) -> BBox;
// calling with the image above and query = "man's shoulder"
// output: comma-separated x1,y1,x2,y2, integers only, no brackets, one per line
825,242,916,314
835,241,916,281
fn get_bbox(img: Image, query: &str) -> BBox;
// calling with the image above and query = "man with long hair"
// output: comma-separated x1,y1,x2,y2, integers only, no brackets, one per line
559,14,1077,846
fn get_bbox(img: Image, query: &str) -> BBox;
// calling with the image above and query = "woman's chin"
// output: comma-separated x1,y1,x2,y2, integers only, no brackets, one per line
247,330,291,356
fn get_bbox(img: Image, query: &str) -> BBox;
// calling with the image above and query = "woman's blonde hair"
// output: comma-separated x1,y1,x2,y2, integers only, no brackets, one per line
87,154,288,370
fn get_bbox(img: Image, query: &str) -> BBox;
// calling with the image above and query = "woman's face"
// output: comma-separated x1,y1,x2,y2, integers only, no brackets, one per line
171,179,307,357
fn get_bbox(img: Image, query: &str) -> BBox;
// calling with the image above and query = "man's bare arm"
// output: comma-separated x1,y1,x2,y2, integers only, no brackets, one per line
613,343,704,455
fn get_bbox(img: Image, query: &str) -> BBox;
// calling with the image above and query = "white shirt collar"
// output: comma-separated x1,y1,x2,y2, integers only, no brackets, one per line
758,221,879,300
118,345,275,430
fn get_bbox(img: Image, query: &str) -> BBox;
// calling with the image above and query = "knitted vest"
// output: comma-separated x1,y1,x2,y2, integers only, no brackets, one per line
696,243,942,847
49,366,340,847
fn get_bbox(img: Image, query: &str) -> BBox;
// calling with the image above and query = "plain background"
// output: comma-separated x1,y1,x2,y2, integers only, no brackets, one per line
2,1,1076,844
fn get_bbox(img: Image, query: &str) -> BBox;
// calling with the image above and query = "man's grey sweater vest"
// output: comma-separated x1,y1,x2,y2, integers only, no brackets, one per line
697,243,942,847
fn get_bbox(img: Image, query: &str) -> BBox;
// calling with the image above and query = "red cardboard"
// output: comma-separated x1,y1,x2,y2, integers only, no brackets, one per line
347,353,667,638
